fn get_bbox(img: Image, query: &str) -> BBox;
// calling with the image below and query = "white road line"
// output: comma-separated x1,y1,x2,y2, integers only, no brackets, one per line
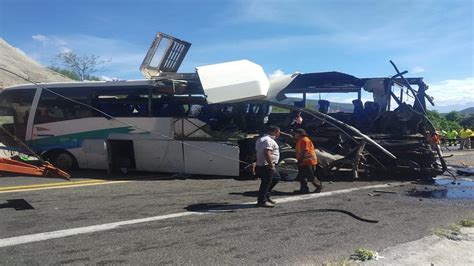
0,182,404,248
275,183,400,204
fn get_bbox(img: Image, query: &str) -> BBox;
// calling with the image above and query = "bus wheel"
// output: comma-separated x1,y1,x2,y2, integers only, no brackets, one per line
277,149,298,181
47,151,77,171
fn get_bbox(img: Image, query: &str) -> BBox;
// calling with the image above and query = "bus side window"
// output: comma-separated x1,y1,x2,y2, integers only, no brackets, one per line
34,90,93,124
93,88,150,117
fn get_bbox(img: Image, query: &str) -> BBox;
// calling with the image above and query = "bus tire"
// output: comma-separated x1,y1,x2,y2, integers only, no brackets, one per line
277,149,298,181
45,150,78,171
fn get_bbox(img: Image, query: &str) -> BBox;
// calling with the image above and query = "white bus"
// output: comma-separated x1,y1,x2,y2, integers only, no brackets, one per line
0,78,268,176
0,31,442,179
0,56,304,178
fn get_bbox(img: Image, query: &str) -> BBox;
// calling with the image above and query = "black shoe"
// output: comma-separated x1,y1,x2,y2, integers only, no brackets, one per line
314,185,323,193
256,201,275,208
267,198,276,204
294,188,310,194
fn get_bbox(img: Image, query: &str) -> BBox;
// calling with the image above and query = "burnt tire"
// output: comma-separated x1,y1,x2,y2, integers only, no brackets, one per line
47,151,77,171
277,149,298,181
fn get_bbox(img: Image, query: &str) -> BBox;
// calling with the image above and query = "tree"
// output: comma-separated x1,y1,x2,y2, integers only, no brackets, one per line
427,110,462,132
47,66,81,81
445,111,463,122
460,114,474,128
51,51,104,81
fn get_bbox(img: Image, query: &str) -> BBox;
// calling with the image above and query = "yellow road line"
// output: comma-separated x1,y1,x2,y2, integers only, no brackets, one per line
0,180,130,193
0,179,105,191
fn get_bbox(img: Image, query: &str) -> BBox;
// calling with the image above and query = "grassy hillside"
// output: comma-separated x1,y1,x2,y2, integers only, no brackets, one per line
0,38,73,88
460,107,474,115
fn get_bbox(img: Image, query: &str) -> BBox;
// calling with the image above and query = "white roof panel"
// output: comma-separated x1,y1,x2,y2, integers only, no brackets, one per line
196,60,269,104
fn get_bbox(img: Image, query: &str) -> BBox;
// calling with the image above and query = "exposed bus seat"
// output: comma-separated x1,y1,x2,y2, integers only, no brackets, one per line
363,101,381,132
214,105,235,130
352,99,364,115
246,104,260,131
99,103,129,117
167,103,185,117
350,99,366,127
126,102,148,116
318,100,330,114
364,101,380,118
126,95,148,116
197,105,220,130
231,104,248,131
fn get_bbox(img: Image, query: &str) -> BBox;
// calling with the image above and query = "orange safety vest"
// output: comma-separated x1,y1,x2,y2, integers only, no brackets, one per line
296,136,317,166
431,134,440,144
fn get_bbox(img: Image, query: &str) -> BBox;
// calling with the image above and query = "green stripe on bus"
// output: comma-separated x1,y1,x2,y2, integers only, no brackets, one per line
28,127,134,148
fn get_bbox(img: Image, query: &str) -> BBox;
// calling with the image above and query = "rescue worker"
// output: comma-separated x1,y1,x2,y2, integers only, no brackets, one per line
255,125,281,208
294,128,323,194
446,129,458,146
459,126,473,150
429,131,441,154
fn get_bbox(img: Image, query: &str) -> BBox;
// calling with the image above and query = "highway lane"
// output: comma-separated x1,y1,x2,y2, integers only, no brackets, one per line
1,171,473,264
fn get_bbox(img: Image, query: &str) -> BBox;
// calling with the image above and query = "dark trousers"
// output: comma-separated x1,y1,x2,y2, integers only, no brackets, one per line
297,165,321,189
256,166,280,203
448,139,456,146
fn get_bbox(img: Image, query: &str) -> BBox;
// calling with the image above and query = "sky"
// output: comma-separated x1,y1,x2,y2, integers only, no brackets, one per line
0,0,473,111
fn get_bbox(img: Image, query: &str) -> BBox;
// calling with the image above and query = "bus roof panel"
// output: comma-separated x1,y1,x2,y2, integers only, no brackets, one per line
196,60,269,104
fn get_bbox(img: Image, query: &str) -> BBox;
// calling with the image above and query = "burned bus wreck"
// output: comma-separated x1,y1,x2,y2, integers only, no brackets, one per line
261,70,444,179
135,32,444,179
0,32,444,179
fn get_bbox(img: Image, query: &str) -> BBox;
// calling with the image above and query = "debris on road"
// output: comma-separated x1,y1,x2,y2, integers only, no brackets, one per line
350,247,380,261
368,193,381,197
406,177,474,199
456,167,474,176
373,190,397,194
0,157,70,179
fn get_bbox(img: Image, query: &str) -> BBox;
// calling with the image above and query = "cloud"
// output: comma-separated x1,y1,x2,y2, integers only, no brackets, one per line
59,47,72,53
99,75,118,81
220,0,472,69
32,34,49,44
269,69,285,78
428,77,474,107
412,66,425,73
25,34,146,79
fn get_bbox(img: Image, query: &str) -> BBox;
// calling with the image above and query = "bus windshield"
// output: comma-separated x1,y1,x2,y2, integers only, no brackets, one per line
0,89,36,140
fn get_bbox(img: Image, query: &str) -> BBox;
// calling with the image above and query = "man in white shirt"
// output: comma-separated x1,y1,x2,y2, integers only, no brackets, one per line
255,126,281,208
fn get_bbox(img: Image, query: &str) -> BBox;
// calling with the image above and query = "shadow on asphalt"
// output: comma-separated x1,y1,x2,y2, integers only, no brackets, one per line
229,190,298,198
68,169,245,182
0,199,35,211
185,202,256,212
275,209,379,223
65,167,466,184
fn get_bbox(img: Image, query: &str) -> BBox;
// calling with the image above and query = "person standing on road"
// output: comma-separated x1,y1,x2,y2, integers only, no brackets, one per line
446,129,458,147
294,128,323,194
459,126,472,150
255,126,281,208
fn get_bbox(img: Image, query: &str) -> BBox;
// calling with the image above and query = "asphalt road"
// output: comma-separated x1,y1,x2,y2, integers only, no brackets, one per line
0,151,473,265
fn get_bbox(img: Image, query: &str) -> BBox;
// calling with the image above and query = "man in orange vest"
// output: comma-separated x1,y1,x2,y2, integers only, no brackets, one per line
294,128,323,194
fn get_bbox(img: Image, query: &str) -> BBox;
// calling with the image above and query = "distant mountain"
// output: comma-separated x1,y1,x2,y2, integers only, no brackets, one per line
428,102,474,113
0,38,72,89
460,107,474,115
281,97,354,112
